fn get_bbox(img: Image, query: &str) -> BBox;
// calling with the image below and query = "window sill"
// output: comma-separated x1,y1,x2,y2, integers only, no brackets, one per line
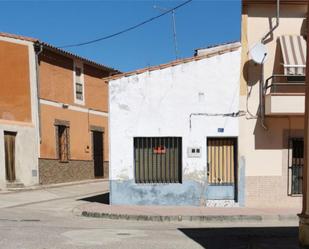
74,99,85,106
288,194,303,197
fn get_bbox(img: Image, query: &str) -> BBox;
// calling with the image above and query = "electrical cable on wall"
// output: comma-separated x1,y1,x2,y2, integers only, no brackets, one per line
58,0,193,48
189,111,246,129
246,85,258,120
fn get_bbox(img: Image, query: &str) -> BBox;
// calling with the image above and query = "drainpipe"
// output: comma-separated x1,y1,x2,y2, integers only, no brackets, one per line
262,0,280,43
260,55,268,130
34,42,43,143
259,0,280,130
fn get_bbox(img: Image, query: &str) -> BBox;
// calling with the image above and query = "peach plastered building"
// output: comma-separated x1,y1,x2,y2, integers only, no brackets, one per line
240,0,307,208
0,33,118,189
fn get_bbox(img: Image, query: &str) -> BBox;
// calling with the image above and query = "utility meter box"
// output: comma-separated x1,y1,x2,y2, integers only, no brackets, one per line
187,147,202,158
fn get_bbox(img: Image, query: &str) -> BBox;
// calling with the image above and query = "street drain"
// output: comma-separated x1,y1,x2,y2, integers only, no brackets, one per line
117,233,130,236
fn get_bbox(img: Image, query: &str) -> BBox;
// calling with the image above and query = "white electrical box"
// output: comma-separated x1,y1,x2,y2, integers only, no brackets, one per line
187,147,202,158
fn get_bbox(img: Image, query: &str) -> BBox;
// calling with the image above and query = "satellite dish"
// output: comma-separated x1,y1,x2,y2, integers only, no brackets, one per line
249,42,268,64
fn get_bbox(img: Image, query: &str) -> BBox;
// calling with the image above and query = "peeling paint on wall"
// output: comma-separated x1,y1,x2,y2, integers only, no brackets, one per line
109,49,241,205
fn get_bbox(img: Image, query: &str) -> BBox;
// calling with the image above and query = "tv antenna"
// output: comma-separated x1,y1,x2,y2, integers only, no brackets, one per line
153,5,179,59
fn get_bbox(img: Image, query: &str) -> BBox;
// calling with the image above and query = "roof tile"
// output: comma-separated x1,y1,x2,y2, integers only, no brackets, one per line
0,32,120,73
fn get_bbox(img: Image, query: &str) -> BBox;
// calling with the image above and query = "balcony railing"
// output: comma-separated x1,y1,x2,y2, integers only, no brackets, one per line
263,75,305,116
264,74,305,95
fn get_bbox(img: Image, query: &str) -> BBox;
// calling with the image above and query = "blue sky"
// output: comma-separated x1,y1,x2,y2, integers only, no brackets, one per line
1,0,241,72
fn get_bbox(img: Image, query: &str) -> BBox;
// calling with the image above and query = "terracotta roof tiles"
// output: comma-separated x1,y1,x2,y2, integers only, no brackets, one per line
106,41,241,82
0,32,120,73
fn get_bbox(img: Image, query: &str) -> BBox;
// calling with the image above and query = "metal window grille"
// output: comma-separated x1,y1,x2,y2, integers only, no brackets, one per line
207,138,237,185
75,83,83,101
57,125,69,162
134,137,182,184
75,66,83,101
288,138,303,195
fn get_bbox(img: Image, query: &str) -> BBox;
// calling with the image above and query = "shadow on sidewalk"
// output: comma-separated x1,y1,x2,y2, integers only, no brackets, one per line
79,192,110,204
179,227,299,249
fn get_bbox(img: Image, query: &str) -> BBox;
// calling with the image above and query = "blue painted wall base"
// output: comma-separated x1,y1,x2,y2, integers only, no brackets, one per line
110,180,235,206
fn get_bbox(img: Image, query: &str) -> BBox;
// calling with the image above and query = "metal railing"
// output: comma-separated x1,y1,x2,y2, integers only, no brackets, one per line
264,74,305,95
288,138,303,196
134,137,182,184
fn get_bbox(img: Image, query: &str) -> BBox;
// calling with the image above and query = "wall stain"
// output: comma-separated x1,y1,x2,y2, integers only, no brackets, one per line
118,104,130,111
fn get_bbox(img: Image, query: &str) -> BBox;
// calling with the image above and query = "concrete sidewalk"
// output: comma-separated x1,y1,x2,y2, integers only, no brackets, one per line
78,202,301,223
0,180,108,209
0,178,108,194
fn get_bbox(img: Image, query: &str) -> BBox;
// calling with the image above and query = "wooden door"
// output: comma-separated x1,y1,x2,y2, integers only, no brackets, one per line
4,131,16,182
93,131,104,178
207,138,237,185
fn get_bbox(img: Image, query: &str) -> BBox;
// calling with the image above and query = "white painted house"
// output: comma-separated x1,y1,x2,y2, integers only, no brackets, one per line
108,42,242,206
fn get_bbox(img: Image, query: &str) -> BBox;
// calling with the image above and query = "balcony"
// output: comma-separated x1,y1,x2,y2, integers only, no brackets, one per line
264,75,305,116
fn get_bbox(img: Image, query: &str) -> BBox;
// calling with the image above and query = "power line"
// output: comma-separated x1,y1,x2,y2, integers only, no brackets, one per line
58,0,193,48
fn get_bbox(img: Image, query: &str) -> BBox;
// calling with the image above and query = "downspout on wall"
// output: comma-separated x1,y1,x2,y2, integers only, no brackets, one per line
261,0,280,43
260,55,268,130
34,42,43,143
260,0,280,130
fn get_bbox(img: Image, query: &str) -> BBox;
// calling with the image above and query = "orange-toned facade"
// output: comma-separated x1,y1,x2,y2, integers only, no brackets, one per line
40,105,108,161
38,49,110,161
0,34,39,189
0,40,32,123
38,47,115,184
0,33,118,187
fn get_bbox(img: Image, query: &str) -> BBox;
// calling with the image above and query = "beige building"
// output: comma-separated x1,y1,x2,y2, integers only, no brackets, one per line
240,0,307,208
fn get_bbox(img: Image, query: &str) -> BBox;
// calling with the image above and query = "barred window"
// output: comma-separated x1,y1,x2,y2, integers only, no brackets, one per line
74,64,84,103
57,125,69,162
134,137,182,184
288,138,303,195
76,82,83,101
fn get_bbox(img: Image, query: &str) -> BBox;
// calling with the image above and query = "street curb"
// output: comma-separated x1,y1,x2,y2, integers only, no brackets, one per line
0,178,108,195
81,211,298,223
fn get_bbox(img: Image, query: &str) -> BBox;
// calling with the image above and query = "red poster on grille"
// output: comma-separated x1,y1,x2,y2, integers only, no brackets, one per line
153,146,166,154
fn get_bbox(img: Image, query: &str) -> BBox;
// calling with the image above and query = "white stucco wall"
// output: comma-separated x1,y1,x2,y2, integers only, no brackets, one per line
0,123,39,188
109,49,241,183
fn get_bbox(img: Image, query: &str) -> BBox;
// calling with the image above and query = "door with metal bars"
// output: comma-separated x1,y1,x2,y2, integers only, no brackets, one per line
288,138,303,195
207,137,237,200
134,137,182,184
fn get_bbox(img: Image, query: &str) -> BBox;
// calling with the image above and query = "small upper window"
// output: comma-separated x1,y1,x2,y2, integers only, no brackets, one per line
75,67,82,77
74,62,85,105
76,82,83,101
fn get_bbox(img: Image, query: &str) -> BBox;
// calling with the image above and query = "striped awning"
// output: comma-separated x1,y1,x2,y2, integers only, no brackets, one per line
279,35,306,75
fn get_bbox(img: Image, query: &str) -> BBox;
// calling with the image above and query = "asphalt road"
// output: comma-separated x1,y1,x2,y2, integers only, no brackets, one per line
0,181,301,249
